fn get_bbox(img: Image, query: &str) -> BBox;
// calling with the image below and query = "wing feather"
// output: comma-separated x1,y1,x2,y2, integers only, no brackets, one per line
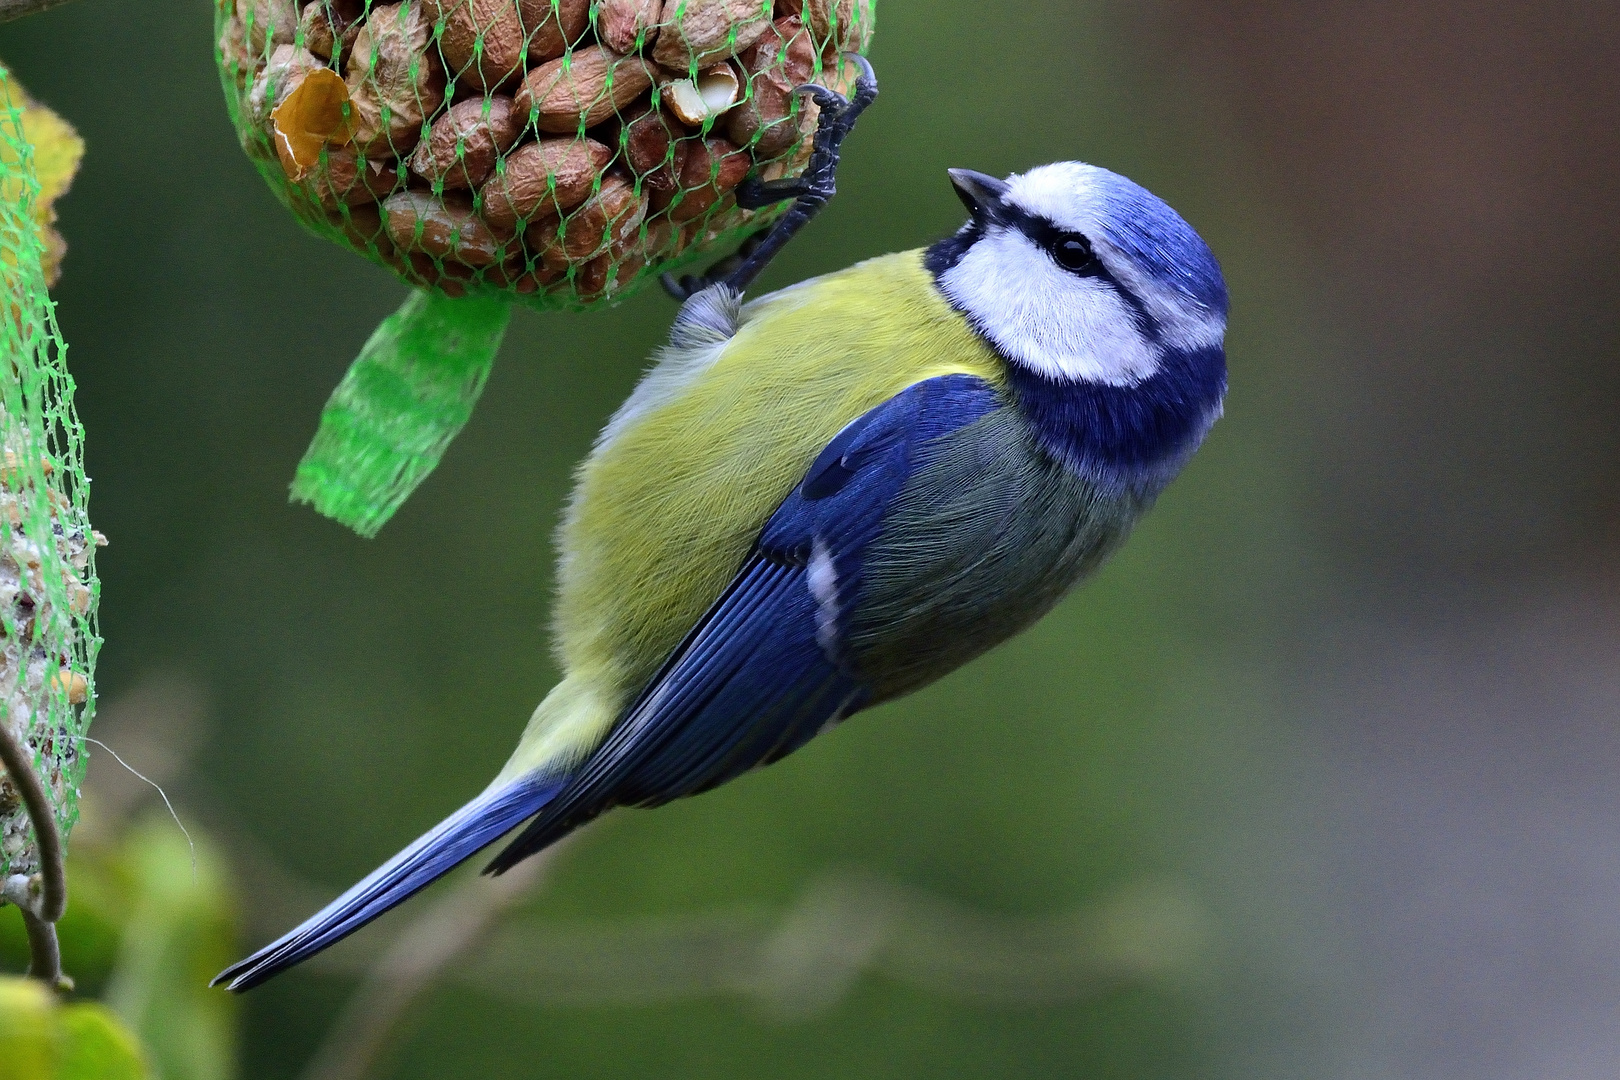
486,375,1004,873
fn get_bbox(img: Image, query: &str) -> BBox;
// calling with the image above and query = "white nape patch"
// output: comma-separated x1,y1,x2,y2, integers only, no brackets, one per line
1102,253,1225,352
939,226,1162,386
807,538,839,653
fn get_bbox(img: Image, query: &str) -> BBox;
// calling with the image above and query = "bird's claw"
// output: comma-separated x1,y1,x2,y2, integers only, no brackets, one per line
661,53,878,302
660,272,698,301
661,233,767,301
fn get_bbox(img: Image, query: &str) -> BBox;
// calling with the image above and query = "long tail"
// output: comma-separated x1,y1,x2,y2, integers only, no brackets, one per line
212,773,564,992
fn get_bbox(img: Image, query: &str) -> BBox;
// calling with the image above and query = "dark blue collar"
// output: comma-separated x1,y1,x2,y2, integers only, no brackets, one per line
927,233,1227,496
1001,349,1225,497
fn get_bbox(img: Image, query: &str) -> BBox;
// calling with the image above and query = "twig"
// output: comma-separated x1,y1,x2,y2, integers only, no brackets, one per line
0,0,78,24
16,905,63,986
298,838,572,1080
0,721,65,919
0,718,69,988
447,873,1209,1017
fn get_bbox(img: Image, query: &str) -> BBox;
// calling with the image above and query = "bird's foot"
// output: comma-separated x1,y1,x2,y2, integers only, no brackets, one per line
662,54,878,302
660,232,765,304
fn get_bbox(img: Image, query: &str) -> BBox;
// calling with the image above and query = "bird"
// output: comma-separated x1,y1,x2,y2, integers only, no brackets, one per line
214,71,1228,992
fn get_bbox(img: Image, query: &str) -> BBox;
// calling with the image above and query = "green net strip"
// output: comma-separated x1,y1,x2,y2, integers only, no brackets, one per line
0,65,100,880
290,287,511,537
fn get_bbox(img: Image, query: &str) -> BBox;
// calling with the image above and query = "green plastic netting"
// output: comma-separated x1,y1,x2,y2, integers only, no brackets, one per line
216,0,875,536
0,67,101,881
218,0,874,306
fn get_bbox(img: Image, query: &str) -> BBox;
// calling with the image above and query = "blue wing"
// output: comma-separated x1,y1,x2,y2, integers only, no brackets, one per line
485,374,1003,872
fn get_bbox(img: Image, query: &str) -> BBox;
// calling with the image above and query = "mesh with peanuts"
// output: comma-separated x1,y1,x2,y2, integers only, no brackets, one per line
0,68,102,879
216,0,876,308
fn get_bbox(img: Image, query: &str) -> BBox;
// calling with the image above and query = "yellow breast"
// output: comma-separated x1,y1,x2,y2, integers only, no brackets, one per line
552,249,1005,715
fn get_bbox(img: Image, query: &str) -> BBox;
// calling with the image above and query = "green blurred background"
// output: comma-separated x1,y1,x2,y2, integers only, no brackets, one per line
4,2,1620,1078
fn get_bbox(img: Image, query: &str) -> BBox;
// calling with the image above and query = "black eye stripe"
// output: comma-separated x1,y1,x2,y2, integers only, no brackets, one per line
995,203,1102,276
923,197,1161,343
1052,236,1096,271
993,202,1160,339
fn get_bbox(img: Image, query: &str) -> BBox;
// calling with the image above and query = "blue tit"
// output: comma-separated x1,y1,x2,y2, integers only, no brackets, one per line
215,158,1228,991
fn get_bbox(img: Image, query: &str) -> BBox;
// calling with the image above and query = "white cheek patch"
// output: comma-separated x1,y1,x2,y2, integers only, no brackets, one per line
939,227,1162,386
1004,162,1226,355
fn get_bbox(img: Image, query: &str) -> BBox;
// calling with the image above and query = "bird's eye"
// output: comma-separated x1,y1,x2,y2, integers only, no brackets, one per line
1051,233,1095,272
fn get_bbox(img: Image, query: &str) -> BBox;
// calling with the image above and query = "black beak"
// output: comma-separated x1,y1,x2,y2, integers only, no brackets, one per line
948,168,1009,224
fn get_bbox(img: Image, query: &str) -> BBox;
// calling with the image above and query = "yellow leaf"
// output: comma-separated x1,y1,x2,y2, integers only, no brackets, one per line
0,977,57,1080
58,1003,149,1080
0,979,152,1080
271,67,352,182
0,69,85,289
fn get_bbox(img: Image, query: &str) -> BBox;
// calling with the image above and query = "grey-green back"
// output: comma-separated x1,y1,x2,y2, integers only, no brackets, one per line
849,405,1153,704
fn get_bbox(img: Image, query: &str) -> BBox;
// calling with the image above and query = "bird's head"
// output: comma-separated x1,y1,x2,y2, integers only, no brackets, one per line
929,161,1227,389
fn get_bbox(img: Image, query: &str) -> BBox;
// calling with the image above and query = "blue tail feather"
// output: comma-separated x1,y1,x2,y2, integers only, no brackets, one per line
212,773,563,992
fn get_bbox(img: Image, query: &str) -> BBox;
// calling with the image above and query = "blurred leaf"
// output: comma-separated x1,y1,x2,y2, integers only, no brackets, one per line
58,1003,148,1080
103,817,239,1080
0,978,149,1080
0,977,56,1080
50,844,138,997
0,68,84,287
0,844,137,994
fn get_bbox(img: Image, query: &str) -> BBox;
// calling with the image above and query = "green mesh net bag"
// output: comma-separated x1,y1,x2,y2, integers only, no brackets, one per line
0,66,101,884
215,0,876,536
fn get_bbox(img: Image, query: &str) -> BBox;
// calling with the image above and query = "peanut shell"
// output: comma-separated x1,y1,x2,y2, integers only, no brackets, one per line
299,1,365,62
383,190,508,265
424,0,588,92
309,146,402,207
595,0,662,54
247,44,324,129
391,250,471,295
514,45,657,132
777,0,872,56
573,251,647,300
638,216,682,263
519,0,592,61
612,104,692,176
243,0,299,53
643,149,688,209
759,98,816,178
557,173,647,258
424,0,520,91
334,202,395,255
499,251,567,293
669,137,750,222
659,63,741,126
218,14,261,91
271,67,354,180
478,136,613,228
345,1,446,158
521,210,563,255
725,15,815,156
652,0,774,70
819,51,863,97
409,94,524,190
607,105,695,211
